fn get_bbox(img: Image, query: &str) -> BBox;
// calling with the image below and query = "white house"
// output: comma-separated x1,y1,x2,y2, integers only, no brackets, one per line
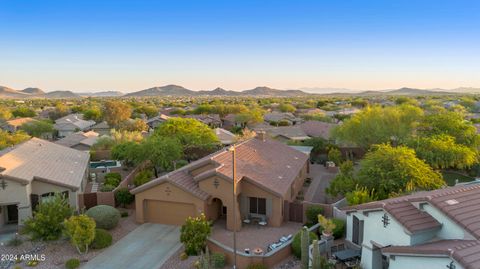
0,138,89,228
54,114,95,138
343,184,480,269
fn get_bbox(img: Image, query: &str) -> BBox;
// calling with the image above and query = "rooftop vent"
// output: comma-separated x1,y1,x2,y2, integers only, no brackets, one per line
445,199,459,205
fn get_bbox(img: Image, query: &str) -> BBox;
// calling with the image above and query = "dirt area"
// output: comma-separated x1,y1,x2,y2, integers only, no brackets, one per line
160,246,199,269
0,208,139,269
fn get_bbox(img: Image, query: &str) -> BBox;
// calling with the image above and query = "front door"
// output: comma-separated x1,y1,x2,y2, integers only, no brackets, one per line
6,204,18,224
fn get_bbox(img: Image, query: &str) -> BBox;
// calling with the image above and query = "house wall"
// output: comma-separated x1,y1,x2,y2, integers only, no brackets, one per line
388,256,463,269
0,206,5,228
31,181,78,209
0,179,31,224
239,180,283,227
285,163,308,201
134,182,205,223
199,175,242,231
422,203,473,240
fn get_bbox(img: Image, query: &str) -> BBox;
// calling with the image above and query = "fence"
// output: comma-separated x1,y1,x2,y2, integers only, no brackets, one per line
78,191,115,210
332,198,348,221
284,201,334,223
114,161,150,191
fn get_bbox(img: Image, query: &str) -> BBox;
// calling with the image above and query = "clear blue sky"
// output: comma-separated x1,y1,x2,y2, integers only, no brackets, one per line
0,0,479,92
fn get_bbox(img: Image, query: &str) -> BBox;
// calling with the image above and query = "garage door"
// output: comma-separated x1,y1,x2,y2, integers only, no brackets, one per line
145,200,195,225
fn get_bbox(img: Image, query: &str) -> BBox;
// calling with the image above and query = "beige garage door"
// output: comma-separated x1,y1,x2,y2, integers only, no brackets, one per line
145,200,195,225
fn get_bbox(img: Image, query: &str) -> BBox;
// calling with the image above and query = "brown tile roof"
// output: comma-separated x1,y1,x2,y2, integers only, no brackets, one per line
383,240,480,269
345,184,480,238
0,138,89,189
300,121,337,139
55,131,99,148
4,117,37,127
132,137,309,199
383,201,441,234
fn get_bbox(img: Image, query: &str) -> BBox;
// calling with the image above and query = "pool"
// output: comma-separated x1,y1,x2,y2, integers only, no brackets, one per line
90,160,121,169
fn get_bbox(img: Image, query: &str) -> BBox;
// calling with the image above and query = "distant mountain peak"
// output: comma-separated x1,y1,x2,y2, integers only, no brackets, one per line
22,87,45,95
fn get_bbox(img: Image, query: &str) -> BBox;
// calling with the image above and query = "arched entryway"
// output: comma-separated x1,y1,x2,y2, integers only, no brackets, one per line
208,197,227,228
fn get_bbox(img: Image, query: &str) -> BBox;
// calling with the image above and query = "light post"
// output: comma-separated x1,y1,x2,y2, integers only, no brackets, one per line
228,145,237,269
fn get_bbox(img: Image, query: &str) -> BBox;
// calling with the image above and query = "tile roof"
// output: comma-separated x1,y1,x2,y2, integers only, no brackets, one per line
3,117,37,128
383,240,480,269
215,128,236,145
55,131,99,148
383,201,441,234
54,114,95,131
299,121,337,139
0,138,89,189
132,137,309,199
267,126,310,141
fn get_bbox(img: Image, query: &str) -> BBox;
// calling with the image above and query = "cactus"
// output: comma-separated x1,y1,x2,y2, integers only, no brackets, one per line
312,240,321,269
301,226,309,269
198,247,212,269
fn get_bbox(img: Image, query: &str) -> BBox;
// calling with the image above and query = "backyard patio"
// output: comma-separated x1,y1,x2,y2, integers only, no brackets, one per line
210,219,303,254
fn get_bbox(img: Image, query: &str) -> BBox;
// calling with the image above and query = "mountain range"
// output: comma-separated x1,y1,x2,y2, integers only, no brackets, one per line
1,85,480,99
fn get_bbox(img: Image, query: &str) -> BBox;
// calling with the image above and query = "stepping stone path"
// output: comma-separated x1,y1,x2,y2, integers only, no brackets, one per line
91,182,99,193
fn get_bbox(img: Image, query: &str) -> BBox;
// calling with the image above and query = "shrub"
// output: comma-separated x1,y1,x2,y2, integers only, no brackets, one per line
64,215,96,254
292,229,318,258
175,160,189,169
211,252,225,269
305,205,324,227
65,258,80,269
180,213,211,255
121,211,129,218
115,188,134,207
332,218,346,239
100,184,116,192
104,173,121,187
180,252,188,261
278,120,290,126
133,170,153,186
23,194,73,240
91,229,112,249
86,205,121,230
246,264,268,269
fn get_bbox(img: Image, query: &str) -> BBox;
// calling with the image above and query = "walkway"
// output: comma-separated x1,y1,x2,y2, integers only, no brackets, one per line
304,164,338,203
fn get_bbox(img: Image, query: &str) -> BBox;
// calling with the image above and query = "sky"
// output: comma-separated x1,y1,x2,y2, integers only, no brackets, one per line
0,0,479,93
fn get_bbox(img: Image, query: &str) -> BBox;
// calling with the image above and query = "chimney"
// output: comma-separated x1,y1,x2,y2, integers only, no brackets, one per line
256,131,266,142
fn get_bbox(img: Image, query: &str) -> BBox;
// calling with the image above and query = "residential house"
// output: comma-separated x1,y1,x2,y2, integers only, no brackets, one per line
91,121,112,135
54,114,96,138
299,121,337,140
55,131,99,151
264,112,302,126
1,117,37,133
146,114,170,130
185,114,222,128
343,184,480,269
214,128,237,145
131,135,309,231
0,138,89,227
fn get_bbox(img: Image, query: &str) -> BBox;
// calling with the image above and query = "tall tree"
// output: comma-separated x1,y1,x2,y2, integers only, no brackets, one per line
0,107,12,121
139,136,183,174
104,101,132,127
155,118,219,149
20,120,54,138
83,107,103,122
0,130,30,150
12,107,36,117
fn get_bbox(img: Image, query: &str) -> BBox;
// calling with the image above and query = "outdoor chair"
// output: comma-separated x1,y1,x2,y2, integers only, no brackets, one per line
258,216,267,226
243,214,251,224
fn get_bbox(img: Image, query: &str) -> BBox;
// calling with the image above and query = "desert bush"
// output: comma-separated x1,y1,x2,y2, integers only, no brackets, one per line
180,214,211,255
100,184,116,192
86,205,121,230
65,258,80,269
211,252,225,269
133,170,153,186
64,215,96,254
115,188,134,207
305,205,324,227
91,229,112,249
104,172,121,187
332,218,346,239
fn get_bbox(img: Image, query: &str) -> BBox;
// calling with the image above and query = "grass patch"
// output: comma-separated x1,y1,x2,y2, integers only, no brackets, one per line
442,171,475,186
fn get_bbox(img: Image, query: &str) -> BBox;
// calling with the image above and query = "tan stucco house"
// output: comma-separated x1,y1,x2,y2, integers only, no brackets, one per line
131,135,309,231
0,138,89,228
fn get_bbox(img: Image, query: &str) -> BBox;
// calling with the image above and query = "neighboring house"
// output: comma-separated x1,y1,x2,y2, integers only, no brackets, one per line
299,121,337,140
91,121,112,135
264,112,302,125
343,184,480,269
1,117,37,132
54,114,96,138
185,114,222,128
55,131,99,151
221,114,238,130
131,135,309,231
214,128,236,145
0,138,90,227
146,114,170,130
268,126,310,142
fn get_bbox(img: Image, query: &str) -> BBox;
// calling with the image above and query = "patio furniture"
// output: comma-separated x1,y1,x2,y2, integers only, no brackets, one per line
258,216,267,226
243,214,252,224
244,248,250,254
280,234,292,243
333,249,361,263
345,259,360,268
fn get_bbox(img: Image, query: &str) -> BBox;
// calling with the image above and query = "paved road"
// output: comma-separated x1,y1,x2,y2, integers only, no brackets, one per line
82,223,181,269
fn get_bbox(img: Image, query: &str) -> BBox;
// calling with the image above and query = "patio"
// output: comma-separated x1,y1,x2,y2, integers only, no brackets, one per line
210,219,303,254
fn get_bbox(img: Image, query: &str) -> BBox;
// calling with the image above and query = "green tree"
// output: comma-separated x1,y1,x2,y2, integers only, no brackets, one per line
111,141,142,165
0,107,12,121
279,103,296,113
104,100,132,127
138,136,183,174
155,118,219,150
23,193,73,240
134,104,158,118
345,187,377,205
332,105,423,148
12,107,36,117
180,213,211,255
83,107,103,122
115,188,134,207
326,160,357,197
357,144,445,199
64,215,96,254
235,108,264,128
0,130,30,150
327,147,342,165
118,119,148,132
20,120,53,138
411,134,478,169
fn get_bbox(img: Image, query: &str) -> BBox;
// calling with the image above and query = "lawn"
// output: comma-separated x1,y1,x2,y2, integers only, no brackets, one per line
442,171,475,186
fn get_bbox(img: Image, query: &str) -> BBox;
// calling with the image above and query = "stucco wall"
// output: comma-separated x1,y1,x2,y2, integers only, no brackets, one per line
240,180,283,227
135,181,205,223
422,203,473,240
388,256,463,269
0,179,31,224
31,181,78,209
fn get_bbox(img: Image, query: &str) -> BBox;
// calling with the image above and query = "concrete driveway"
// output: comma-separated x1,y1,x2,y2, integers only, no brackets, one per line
82,223,181,269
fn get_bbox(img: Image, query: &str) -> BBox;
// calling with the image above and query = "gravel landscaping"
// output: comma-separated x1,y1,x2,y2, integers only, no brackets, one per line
0,208,139,269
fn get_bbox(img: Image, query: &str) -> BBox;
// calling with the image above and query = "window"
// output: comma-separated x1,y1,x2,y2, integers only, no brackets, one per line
249,197,266,215
41,192,55,198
